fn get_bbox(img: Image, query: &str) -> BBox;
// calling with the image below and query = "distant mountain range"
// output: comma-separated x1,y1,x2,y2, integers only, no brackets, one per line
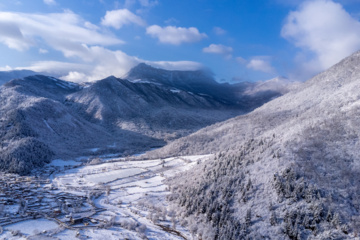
0,64,291,174
126,63,294,110
151,51,360,239
0,70,39,85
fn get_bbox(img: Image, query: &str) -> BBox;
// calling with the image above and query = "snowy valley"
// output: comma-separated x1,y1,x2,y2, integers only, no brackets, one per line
0,50,360,240
2,0,360,239
0,152,211,239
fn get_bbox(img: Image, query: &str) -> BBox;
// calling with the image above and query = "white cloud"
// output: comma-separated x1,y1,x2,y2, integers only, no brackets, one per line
146,25,207,45
213,27,226,35
16,48,203,82
0,10,203,82
281,0,360,79
0,65,12,71
61,71,90,82
17,61,91,77
147,61,203,71
0,11,122,53
32,47,140,81
18,51,203,82
0,21,32,51
246,56,275,74
39,48,48,54
15,50,136,81
0,11,137,81
101,9,146,29
44,0,56,5
203,44,233,58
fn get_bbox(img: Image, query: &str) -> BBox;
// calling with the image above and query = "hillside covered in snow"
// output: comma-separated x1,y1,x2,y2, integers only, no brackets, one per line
0,64,288,174
142,50,360,239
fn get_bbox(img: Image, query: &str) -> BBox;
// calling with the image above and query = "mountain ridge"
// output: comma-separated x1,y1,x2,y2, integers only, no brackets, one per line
150,50,360,239
0,63,294,175
147,51,360,157
0,64,289,174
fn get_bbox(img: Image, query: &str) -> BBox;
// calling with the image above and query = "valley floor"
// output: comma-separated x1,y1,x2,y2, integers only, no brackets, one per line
0,154,211,240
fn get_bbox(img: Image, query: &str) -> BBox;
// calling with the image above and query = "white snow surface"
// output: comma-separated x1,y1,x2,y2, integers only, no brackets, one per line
7,219,58,235
0,154,210,239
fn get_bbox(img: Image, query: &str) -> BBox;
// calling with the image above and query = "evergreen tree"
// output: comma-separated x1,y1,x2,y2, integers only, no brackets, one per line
245,209,251,227
270,211,277,226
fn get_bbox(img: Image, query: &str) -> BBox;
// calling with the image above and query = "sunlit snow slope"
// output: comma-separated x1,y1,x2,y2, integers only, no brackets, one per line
152,50,360,239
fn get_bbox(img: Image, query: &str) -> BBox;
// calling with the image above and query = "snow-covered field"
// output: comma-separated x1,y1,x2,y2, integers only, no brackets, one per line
0,154,211,240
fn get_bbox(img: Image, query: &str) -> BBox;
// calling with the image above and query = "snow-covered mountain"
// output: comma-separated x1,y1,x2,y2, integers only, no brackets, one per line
0,75,166,174
66,76,243,140
146,51,360,239
126,63,291,110
125,63,220,97
0,64,290,174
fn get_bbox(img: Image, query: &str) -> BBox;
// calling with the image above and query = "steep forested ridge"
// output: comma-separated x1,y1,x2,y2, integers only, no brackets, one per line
160,51,360,239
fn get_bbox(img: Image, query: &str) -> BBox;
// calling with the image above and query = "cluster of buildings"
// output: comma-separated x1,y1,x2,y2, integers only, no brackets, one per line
0,172,103,228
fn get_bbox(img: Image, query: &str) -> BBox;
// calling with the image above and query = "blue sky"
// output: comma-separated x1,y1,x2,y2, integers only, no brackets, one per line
0,0,360,82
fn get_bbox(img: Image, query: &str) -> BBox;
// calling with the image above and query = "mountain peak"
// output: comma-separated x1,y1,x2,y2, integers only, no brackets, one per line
132,62,153,71
125,63,162,80
125,63,214,82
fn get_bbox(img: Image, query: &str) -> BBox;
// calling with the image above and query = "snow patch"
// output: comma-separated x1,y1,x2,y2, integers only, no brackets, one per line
43,119,55,133
170,89,181,93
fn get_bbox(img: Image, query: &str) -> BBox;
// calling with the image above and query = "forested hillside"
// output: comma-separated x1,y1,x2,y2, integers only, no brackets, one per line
157,51,360,239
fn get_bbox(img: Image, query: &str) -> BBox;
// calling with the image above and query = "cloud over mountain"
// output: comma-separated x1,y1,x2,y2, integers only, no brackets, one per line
246,56,275,74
